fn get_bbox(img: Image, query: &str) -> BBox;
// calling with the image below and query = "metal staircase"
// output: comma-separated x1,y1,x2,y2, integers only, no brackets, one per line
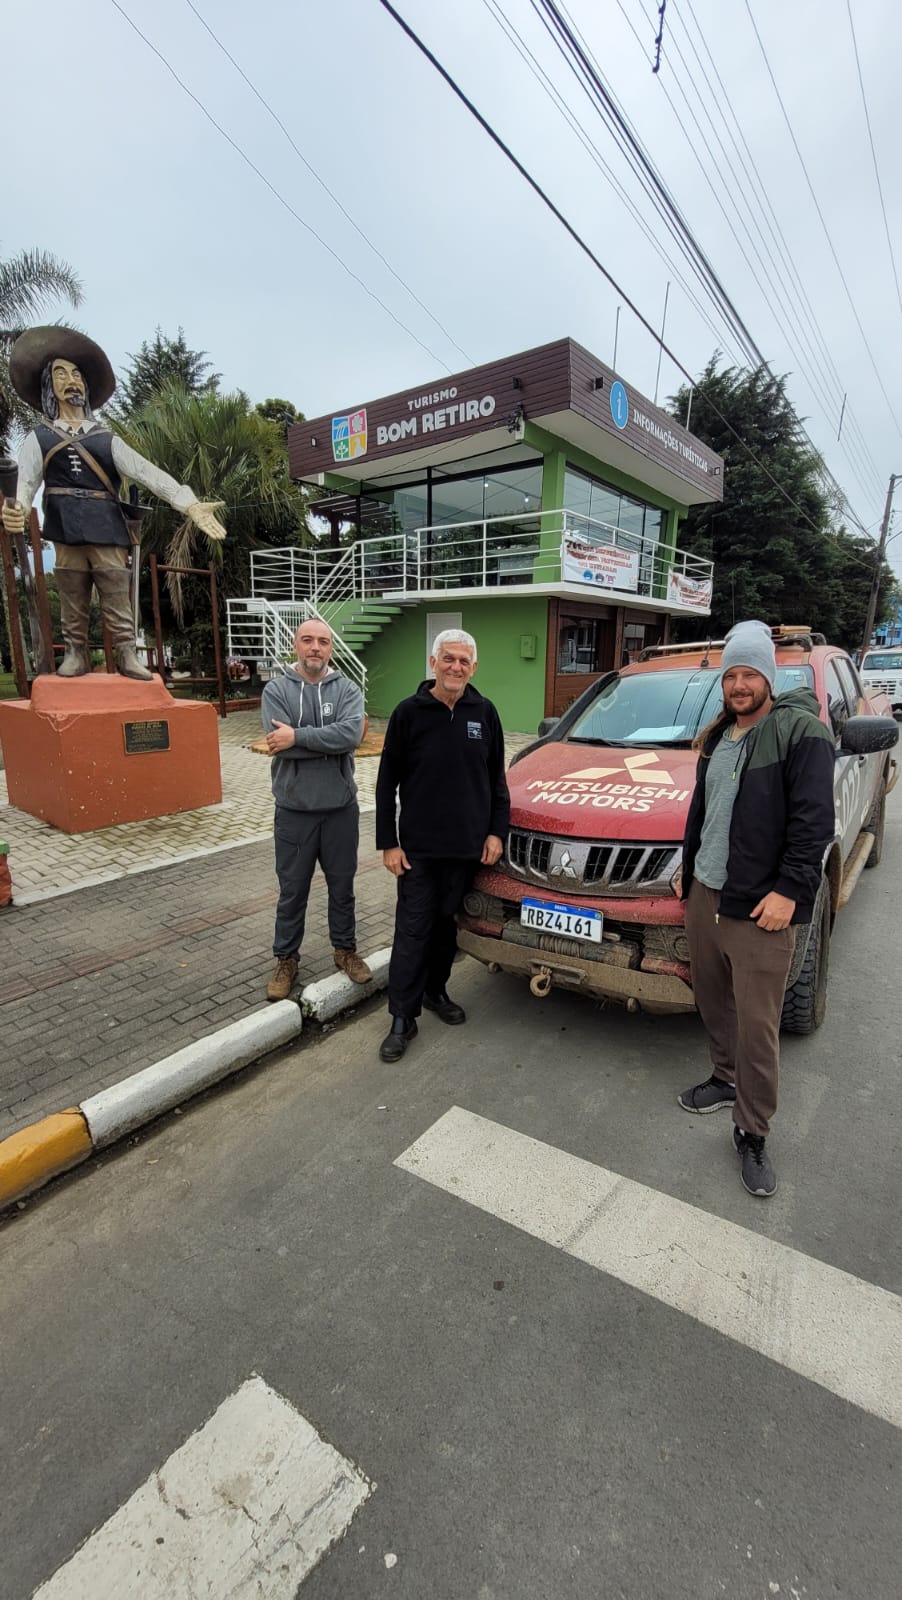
226,540,417,703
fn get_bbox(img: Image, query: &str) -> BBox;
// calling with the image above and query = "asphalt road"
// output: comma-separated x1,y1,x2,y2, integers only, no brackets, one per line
3,800,901,1600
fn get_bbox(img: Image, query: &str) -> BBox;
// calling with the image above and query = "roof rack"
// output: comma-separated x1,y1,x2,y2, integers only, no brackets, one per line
638,625,825,662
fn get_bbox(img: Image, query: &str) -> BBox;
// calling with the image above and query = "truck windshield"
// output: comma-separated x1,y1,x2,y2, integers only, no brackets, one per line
862,652,902,671
566,664,815,746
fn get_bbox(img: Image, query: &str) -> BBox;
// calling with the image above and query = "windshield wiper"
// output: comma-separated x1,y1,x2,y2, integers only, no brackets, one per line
566,737,632,747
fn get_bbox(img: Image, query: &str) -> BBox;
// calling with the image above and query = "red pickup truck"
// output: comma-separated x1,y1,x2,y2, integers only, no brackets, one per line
458,630,898,1033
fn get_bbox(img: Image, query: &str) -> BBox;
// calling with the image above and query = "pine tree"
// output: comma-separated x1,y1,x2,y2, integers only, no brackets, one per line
670,358,897,647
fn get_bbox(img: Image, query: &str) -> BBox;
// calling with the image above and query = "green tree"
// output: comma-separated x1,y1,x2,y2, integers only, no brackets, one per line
254,397,305,437
1,245,83,450
670,358,895,647
113,326,219,417
113,383,310,633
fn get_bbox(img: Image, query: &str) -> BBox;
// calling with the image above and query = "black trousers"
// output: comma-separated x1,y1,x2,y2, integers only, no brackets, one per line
388,857,478,1018
273,803,359,959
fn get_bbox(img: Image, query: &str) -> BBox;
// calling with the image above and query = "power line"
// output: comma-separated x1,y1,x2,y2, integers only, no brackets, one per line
478,0,750,370
620,0,885,510
845,0,902,322
373,0,873,556
108,0,454,373
529,0,763,371
552,0,880,528
182,0,472,367
743,0,902,448
672,0,885,504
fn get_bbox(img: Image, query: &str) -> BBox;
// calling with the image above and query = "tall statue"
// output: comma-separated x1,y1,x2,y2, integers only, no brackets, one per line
0,327,226,680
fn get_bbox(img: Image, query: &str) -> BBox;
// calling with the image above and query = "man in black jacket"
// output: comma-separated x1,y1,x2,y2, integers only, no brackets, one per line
677,620,835,1197
375,629,510,1062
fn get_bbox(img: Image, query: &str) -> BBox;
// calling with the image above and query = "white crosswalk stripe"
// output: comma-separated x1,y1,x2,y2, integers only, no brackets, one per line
395,1106,902,1430
33,1377,371,1599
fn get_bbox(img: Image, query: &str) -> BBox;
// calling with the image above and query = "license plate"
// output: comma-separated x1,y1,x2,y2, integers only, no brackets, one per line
520,898,603,942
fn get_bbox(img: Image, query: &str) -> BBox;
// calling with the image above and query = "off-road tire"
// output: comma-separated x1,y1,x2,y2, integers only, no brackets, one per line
780,882,830,1035
864,780,887,868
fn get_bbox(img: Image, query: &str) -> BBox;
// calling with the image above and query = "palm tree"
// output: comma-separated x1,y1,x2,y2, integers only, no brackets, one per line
0,246,84,450
113,381,310,623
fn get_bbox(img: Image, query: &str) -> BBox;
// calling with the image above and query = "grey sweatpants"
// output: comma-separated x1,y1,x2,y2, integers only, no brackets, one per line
685,879,796,1138
273,803,359,959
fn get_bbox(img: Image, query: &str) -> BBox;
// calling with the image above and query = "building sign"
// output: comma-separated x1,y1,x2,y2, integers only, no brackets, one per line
562,534,639,592
373,391,496,448
290,338,724,503
331,408,368,462
666,570,712,611
631,405,712,476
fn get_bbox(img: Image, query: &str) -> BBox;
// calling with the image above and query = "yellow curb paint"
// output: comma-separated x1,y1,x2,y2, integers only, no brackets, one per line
0,1110,93,1207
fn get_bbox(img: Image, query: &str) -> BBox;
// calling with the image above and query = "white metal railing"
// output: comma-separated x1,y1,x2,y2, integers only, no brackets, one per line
243,508,716,614
246,511,713,612
226,595,367,696
249,545,346,602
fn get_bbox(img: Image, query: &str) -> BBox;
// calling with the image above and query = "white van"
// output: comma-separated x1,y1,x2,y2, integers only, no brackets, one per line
860,648,902,719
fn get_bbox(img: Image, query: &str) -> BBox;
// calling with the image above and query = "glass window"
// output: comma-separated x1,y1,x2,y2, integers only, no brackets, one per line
564,665,815,746
558,620,598,674
862,651,902,672
824,662,849,737
833,657,862,713
563,466,664,550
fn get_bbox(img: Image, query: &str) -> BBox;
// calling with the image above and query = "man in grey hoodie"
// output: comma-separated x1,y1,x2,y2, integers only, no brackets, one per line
261,617,372,999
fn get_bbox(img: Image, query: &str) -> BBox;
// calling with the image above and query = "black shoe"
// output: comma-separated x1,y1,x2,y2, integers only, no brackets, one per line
678,1074,737,1113
423,990,466,1025
379,1016,418,1062
733,1126,777,1197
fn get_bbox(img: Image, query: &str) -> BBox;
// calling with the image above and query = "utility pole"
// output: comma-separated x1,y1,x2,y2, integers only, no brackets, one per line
860,473,899,659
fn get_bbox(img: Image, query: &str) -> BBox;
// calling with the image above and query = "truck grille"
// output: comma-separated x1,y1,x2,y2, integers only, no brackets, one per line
865,678,901,697
504,829,681,895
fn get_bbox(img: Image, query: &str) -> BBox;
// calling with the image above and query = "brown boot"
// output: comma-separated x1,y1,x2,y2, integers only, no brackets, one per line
92,567,153,680
267,956,298,1000
334,948,372,984
55,569,93,676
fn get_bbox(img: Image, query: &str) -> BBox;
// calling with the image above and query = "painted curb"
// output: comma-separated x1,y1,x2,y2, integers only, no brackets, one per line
0,1109,93,1207
300,946,392,1022
81,1002,303,1150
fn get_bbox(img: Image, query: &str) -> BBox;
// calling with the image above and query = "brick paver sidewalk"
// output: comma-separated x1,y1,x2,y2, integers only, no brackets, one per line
1,815,397,1137
2,702,535,1136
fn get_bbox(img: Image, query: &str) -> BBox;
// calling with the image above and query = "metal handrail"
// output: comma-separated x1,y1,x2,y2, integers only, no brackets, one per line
244,509,714,614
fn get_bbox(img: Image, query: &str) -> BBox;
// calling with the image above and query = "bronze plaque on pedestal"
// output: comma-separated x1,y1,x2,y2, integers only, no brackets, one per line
123,718,171,754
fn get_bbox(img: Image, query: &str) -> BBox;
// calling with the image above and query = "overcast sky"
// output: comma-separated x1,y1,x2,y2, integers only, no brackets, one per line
7,0,901,571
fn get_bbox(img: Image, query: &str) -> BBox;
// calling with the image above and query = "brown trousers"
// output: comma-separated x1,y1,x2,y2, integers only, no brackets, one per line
685,880,795,1138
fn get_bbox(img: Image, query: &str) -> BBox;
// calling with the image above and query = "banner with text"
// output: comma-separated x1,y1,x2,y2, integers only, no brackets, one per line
666,570,713,612
562,535,640,593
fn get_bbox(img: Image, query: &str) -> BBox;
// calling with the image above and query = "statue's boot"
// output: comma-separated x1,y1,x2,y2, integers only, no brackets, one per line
92,567,153,681
55,569,93,677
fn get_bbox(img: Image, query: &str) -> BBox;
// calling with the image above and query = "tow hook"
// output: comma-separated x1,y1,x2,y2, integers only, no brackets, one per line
529,966,553,998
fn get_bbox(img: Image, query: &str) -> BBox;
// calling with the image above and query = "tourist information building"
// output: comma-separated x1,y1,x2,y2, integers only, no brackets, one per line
227,337,724,731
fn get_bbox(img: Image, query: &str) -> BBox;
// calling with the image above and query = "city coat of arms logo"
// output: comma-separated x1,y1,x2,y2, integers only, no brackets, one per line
332,408,368,462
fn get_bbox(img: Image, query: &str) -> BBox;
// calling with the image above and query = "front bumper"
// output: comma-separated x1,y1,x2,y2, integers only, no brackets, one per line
456,928,697,1014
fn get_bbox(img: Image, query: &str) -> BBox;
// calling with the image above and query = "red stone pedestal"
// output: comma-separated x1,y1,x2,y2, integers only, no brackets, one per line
0,675,222,833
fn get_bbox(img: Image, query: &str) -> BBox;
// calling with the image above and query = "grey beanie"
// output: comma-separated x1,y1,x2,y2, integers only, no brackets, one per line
720,619,776,690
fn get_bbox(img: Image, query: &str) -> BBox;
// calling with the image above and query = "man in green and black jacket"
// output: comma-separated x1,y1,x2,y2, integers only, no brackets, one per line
678,620,835,1197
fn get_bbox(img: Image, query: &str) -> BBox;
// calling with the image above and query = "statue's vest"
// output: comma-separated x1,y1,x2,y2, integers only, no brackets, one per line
35,424,129,548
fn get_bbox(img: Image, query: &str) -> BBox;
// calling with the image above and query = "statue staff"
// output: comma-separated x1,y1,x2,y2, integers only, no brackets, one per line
0,326,226,680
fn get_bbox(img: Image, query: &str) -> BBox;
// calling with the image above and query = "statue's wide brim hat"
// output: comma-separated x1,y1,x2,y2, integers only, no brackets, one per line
9,326,116,411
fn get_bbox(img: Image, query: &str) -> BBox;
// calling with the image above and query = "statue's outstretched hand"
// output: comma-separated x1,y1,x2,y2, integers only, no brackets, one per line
1,500,26,535
186,499,227,542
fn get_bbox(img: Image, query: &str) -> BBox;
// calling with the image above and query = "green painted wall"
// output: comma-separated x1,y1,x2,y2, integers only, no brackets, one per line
356,596,549,733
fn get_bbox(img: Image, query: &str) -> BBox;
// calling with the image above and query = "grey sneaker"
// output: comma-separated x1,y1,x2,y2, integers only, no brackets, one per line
678,1074,737,1113
733,1126,777,1197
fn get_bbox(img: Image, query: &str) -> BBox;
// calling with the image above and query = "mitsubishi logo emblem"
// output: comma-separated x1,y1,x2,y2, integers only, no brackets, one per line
565,751,676,785
558,848,577,877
